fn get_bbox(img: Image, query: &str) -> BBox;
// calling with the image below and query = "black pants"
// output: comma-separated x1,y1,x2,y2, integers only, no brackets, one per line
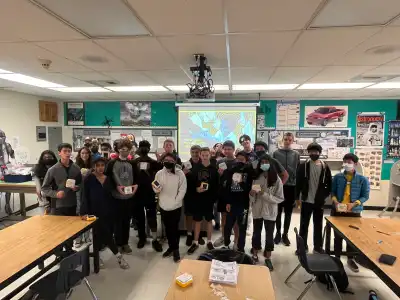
93,218,118,255
224,206,248,251
114,198,132,247
331,209,360,259
276,185,296,235
299,202,324,251
252,219,275,252
160,207,181,251
134,198,158,240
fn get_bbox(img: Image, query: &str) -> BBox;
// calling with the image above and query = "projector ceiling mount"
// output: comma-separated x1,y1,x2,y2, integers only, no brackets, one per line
186,54,215,101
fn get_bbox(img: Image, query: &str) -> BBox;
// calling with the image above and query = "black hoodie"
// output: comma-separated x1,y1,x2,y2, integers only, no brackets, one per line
133,155,162,197
226,162,254,210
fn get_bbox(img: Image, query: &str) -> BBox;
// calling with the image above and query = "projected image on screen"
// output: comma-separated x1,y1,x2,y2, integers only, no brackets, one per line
178,107,256,161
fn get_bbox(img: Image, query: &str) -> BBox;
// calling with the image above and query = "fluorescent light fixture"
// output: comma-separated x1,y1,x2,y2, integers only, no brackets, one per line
232,84,298,91
298,83,372,89
0,73,65,88
0,69,12,74
367,82,400,89
49,87,111,93
106,86,167,92
167,85,229,92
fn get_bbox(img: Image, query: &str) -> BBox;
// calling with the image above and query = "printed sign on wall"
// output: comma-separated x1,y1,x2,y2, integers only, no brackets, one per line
356,112,385,148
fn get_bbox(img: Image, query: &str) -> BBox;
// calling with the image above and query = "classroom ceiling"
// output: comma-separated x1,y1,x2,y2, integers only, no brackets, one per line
2,0,400,100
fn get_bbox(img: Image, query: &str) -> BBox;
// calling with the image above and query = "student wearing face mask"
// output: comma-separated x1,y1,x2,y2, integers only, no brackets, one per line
295,143,332,254
32,150,58,214
153,153,187,263
331,153,370,273
105,139,139,254
223,151,254,252
132,140,163,252
249,155,284,271
253,141,288,183
272,133,300,246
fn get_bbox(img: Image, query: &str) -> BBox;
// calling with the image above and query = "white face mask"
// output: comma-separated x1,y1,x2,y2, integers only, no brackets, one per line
343,163,354,172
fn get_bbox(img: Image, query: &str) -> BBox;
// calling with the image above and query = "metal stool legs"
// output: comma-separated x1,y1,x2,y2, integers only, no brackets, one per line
83,278,98,300
284,263,301,284
328,274,343,300
378,196,400,218
296,276,316,300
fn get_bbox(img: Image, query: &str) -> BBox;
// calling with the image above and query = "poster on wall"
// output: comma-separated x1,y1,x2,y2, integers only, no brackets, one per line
387,120,400,158
354,149,382,190
257,114,266,130
66,103,85,126
276,100,300,130
303,105,348,128
120,102,151,126
356,112,385,148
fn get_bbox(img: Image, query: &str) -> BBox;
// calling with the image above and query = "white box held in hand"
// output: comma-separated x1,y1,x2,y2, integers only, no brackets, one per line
124,186,133,195
66,179,76,189
183,161,192,170
219,162,227,170
337,203,347,212
252,184,261,193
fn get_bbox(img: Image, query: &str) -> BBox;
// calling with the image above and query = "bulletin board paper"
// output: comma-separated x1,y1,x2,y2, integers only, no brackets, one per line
354,149,382,190
276,101,300,130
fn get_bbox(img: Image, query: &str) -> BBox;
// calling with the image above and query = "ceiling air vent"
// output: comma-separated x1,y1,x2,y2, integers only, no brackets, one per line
351,75,397,83
85,80,119,87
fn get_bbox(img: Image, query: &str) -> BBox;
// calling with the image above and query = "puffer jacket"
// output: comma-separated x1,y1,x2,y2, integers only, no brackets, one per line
249,174,284,221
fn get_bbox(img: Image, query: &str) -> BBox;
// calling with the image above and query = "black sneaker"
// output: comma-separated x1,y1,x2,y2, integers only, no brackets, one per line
265,259,274,271
198,237,205,245
186,234,193,247
250,248,259,263
152,240,163,252
162,248,173,258
187,243,199,255
173,250,181,263
207,242,214,251
274,233,281,245
347,258,359,273
137,239,146,249
282,234,291,246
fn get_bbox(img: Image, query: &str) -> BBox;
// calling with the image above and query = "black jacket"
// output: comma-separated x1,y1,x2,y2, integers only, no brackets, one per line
133,155,162,197
188,163,219,203
295,160,332,207
226,163,254,210
81,173,113,217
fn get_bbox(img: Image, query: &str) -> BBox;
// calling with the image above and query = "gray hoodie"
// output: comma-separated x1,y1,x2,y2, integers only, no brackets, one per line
272,148,300,186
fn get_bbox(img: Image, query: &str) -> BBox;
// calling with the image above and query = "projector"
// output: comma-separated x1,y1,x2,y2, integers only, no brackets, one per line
185,54,215,102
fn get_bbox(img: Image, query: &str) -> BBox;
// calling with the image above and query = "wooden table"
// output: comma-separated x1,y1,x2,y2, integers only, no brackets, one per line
0,215,97,300
325,216,400,297
0,181,37,217
164,259,276,300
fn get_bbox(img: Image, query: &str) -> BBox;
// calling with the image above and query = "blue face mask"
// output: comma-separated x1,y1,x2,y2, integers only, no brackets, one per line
260,164,270,171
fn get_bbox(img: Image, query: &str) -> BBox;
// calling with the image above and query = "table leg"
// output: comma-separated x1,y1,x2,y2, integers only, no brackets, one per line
92,233,100,274
19,193,26,217
325,222,332,255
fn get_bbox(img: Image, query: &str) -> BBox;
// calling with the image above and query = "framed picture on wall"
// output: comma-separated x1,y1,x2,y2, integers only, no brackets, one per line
356,112,385,149
120,102,151,126
303,105,348,128
66,102,85,126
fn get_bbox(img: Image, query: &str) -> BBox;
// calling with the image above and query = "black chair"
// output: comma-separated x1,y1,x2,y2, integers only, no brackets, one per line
284,228,343,300
198,248,255,265
28,247,98,300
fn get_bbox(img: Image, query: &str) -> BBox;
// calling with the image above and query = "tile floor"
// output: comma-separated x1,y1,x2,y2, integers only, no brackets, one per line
1,210,398,300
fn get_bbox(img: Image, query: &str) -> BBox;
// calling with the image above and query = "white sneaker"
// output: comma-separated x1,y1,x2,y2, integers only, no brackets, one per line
117,255,130,269
213,236,224,247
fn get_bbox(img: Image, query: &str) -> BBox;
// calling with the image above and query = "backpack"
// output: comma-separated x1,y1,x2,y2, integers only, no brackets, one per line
315,257,353,294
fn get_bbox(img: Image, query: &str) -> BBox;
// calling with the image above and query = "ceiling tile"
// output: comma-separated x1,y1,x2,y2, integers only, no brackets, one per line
384,56,400,66
335,27,400,66
95,38,178,71
231,68,274,84
269,67,323,84
307,66,376,83
312,90,360,98
281,27,380,66
230,31,300,67
36,40,129,71
282,89,322,98
0,42,91,73
159,35,227,68
127,0,224,35
23,72,92,87
211,69,229,85
62,72,115,81
227,0,322,32
102,71,157,85
144,70,190,85
0,0,85,42
362,65,400,76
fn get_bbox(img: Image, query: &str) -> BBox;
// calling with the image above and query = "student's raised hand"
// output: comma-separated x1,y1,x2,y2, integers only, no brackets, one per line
56,191,65,199
117,186,125,195
226,204,231,213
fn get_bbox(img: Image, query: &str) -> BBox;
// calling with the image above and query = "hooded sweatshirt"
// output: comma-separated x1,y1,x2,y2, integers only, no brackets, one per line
250,174,284,220
226,162,254,210
153,167,187,211
273,148,300,186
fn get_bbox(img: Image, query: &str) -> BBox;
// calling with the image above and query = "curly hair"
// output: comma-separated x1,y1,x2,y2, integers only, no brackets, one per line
117,139,133,150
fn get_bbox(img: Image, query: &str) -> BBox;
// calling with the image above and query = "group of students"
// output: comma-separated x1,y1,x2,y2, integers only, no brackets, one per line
32,132,370,272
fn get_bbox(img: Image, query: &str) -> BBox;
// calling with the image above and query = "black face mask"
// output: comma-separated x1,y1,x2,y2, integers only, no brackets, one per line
256,150,266,158
43,159,55,166
309,154,320,161
164,161,175,169
139,147,150,155
235,161,245,168
84,143,91,148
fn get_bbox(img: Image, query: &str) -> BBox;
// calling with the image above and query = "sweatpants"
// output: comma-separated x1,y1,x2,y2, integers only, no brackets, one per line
275,185,296,235
252,219,275,252
92,218,119,255
224,206,248,251
299,202,324,251
331,209,361,258
114,198,132,247
134,198,158,240
160,207,181,251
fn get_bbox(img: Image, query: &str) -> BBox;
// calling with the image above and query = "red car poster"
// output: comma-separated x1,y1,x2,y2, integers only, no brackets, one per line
304,105,348,128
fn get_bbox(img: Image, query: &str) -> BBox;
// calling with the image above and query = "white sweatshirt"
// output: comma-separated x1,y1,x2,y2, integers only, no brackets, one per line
249,174,284,221
153,167,187,211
